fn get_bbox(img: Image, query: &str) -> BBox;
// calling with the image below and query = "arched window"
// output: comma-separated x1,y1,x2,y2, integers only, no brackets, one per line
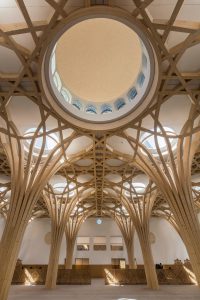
72,99,82,110
127,87,137,101
51,53,56,75
115,98,126,110
53,72,62,91
101,104,112,114
142,53,147,69
61,88,72,103
137,72,145,87
86,104,97,114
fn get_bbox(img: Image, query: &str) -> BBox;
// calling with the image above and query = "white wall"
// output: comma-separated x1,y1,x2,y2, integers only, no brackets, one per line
75,217,188,265
0,216,189,265
19,218,66,264
150,218,188,264
74,218,127,265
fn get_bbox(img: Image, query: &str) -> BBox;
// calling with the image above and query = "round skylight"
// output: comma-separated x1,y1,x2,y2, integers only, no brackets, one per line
132,182,146,193
192,185,200,198
121,206,129,215
0,186,10,200
42,8,159,130
193,186,200,192
55,18,142,103
124,182,146,197
24,128,58,157
48,19,150,123
0,187,7,193
53,182,75,197
141,127,177,156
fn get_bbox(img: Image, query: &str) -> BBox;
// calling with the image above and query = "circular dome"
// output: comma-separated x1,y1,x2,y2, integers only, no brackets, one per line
55,18,142,103
42,7,159,130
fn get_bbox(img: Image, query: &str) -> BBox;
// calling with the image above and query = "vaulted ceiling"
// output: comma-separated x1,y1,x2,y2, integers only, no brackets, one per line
0,0,200,223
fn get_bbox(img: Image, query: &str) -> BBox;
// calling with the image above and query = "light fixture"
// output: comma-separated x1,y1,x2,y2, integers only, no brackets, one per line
96,218,102,225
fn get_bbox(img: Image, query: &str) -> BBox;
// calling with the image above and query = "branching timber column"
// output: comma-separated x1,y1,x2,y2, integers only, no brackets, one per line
0,182,10,220
121,182,159,289
124,104,200,285
118,217,136,270
0,113,77,300
106,210,136,269
43,182,79,289
65,232,76,270
126,236,135,269
65,212,88,269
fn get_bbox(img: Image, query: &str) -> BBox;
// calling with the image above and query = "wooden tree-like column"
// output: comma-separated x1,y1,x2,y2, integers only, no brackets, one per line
0,183,10,220
65,208,94,269
0,114,77,300
123,105,200,285
117,216,136,269
116,0,200,284
106,210,136,269
65,219,77,270
43,182,81,289
1,0,200,297
121,182,159,289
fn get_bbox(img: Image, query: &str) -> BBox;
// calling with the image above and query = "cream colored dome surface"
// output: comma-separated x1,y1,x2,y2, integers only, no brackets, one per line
55,18,142,103
44,13,156,128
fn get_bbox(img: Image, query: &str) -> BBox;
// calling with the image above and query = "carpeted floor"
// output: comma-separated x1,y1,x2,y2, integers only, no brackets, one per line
8,279,200,300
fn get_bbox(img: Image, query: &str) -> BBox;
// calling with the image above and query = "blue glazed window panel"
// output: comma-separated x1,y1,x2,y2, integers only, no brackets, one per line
115,98,126,110
53,72,62,91
142,54,148,69
101,104,112,114
86,104,97,114
137,72,145,87
51,53,56,75
61,88,72,103
127,87,137,101
72,99,82,110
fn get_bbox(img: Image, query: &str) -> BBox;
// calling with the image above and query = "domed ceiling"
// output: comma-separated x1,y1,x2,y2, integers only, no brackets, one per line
43,15,157,128
45,14,154,129
55,18,142,103
0,0,200,219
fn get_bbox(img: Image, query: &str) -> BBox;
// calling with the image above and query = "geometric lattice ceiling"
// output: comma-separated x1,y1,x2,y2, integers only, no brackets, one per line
1,0,200,219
